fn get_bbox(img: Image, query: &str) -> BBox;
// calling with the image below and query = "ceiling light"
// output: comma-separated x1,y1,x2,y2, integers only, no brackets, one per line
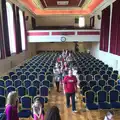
57,1,69,5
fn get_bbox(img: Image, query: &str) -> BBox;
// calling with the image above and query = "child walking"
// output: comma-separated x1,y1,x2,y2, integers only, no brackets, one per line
32,97,45,120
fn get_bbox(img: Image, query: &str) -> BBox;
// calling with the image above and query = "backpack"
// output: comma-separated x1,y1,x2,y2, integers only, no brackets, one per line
0,113,6,120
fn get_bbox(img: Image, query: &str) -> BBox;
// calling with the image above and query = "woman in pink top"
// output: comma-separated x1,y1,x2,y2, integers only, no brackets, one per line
32,97,44,120
5,91,19,120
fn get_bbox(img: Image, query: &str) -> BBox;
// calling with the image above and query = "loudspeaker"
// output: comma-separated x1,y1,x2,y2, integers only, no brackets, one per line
75,18,79,24
97,15,101,20
25,16,29,21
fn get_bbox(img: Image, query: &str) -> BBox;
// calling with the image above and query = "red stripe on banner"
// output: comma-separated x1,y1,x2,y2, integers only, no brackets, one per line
77,32,100,35
52,32,75,35
27,32,49,36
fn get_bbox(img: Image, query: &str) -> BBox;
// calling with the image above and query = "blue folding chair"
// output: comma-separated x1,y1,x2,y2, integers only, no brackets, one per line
11,74,18,82
89,80,97,88
29,68,34,73
20,74,27,81
102,74,109,81
114,85,120,92
85,90,98,110
33,80,40,89
98,90,111,109
104,85,113,92
9,72,15,78
5,80,13,87
107,71,112,77
98,80,106,88
0,87,5,96
42,80,50,88
31,72,38,78
0,80,4,87
113,70,118,75
3,76,9,81
35,68,41,73
79,74,84,81
92,85,102,93
107,79,115,87
21,68,27,73
94,74,101,81
24,71,30,78
0,95,6,113
85,74,93,81
46,75,53,83
110,90,120,108
24,80,31,89
28,74,36,81
16,71,23,76
111,74,118,81
19,96,32,118
82,86,91,96
14,79,22,88
40,86,48,97
39,74,45,82
99,70,105,76
79,81,87,89
28,86,37,100
6,86,15,94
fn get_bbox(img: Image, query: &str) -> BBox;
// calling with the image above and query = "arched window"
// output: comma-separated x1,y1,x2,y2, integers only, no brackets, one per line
6,2,16,54
19,10,26,51
79,17,85,27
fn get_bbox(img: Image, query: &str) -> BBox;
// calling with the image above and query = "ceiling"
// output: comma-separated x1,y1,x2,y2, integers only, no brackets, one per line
19,0,103,15
40,0,85,8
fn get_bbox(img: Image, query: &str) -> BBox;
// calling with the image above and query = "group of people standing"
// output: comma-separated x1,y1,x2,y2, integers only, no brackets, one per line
53,50,78,113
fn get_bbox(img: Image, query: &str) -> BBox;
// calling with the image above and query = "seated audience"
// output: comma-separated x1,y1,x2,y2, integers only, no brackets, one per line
32,97,45,120
5,91,19,120
45,106,61,120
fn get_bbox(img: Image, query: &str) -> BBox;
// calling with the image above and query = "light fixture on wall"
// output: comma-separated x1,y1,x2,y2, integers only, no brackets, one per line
57,1,69,5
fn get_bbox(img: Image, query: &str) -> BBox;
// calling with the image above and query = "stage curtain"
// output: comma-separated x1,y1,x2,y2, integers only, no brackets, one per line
1,0,11,57
110,0,120,55
100,6,110,52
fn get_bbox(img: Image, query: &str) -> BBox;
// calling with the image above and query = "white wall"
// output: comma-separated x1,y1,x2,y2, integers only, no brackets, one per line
90,0,120,73
36,15,90,27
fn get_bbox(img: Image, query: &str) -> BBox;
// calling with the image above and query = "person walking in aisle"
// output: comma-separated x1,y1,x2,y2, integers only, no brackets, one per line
63,69,77,113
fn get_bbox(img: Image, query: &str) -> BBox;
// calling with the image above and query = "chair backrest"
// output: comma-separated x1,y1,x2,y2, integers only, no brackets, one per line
86,74,93,81
89,80,97,88
114,85,120,92
20,74,27,81
98,80,106,87
24,80,31,89
21,96,32,109
0,80,4,87
82,86,91,96
98,90,107,102
79,74,84,81
113,70,118,75
42,80,50,88
46,75,53,83
109,90,119,102
92,85,102,92
28,74,36,81
16,71,23,76
79,81,87,88
106,71,112,77
6,86,15,94
11,75,18,81
85,90,95,103
28,86,37,97
3,76,9,81
17,86,26,97
99,70,105,76
40,86,48,97
94,74,101,81
0,95,6,108
107,79,115,87
0,87,5,96
31,72,38,78
102,74,109,81
14,79,22,88
5,80,13,87
39,74,45,82
9,72,15,78
33,80,40,89
111,74,118,81
104,85,112,92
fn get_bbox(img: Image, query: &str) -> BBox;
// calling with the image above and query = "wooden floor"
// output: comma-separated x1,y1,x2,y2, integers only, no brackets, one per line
23,84,120,120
